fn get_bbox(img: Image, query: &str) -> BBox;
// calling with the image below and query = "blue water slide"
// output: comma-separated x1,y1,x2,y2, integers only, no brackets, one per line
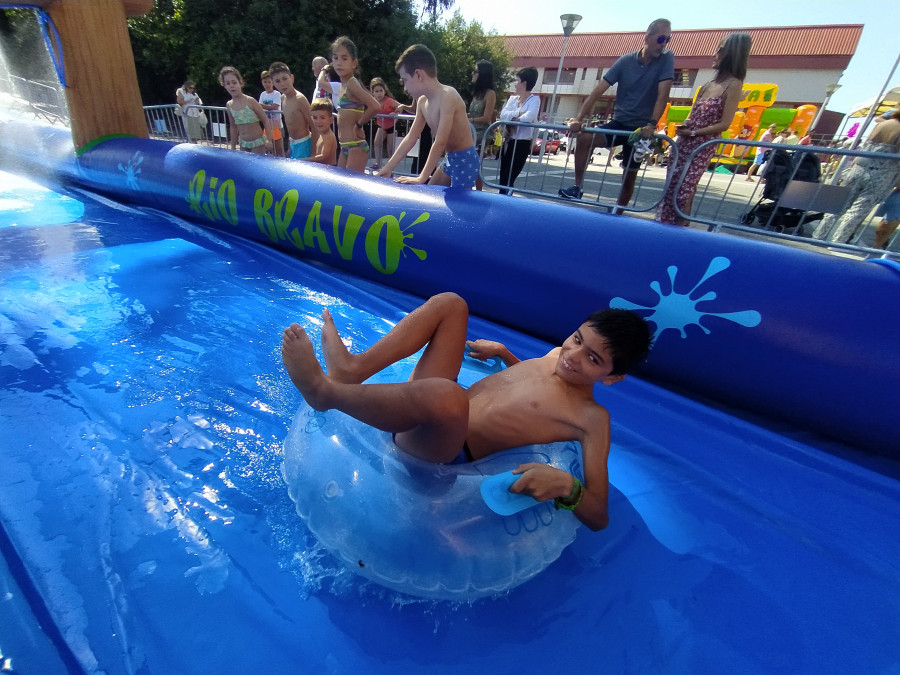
3,122,895,455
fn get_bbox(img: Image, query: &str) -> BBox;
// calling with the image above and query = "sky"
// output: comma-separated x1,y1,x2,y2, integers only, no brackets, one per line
436,0,900,118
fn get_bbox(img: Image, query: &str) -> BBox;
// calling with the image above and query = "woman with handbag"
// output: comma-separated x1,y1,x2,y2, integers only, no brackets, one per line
176,79,206,143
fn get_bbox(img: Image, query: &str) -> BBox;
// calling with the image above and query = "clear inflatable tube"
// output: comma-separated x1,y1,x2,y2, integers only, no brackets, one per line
282,401,583,601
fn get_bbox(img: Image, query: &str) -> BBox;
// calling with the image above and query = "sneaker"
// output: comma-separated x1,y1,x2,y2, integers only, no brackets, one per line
558,184,583,200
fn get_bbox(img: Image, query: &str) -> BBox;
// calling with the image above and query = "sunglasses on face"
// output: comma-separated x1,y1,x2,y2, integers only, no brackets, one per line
656,35,671,44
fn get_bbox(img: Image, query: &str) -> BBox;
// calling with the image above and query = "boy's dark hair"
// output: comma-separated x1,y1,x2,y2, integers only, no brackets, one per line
396,44,437,78
517,67,538,91
268,61,291,76
584,309,653,375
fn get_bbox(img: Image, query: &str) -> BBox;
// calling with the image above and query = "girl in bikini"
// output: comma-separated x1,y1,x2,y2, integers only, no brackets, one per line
331,36,380,172
656,33,751,226
219,66,272,155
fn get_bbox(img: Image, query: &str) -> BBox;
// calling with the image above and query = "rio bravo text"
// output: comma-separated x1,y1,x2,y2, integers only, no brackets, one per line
186,170,428,274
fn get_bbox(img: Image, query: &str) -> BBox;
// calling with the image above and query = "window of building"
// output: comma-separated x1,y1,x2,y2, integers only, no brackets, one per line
673,69,697,87
596,68,604,81
542,68,577,85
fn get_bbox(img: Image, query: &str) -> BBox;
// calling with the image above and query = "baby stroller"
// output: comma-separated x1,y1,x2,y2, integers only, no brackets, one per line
739,149,824,235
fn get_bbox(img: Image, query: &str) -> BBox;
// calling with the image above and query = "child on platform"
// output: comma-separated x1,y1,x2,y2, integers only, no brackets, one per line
219,66,272,154
377,44,478,189
268,61,319,160
331,36,380,172
305,98,338,166
258,70,285,157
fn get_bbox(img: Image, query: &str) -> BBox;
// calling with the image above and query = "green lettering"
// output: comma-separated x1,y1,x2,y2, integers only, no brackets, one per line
253,188,277,241
303,202,332,253
217,179,238,225
186,170,205,216
365,215,405,274
746,90,759,102
331,205,364,259
275,190,300,243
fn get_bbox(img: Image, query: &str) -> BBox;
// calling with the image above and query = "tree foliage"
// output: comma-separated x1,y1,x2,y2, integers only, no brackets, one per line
417,11,514,106
3,1,513,115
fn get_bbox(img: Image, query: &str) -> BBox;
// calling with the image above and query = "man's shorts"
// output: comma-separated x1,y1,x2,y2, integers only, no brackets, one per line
589,119,645,174
443,145,479,188
290,134,312,160
876,188,900,221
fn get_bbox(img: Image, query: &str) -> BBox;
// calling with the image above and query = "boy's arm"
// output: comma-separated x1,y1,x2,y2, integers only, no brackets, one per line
378,100,426,177
510,406,611,531
305,133,337,165
227,104,238,150
248,99,274,149
465,339,520,367
298,96,319,149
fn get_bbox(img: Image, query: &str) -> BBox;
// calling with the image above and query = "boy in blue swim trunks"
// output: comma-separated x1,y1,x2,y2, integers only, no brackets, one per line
281,293,652,531
378,45,479,189
269,61,319,160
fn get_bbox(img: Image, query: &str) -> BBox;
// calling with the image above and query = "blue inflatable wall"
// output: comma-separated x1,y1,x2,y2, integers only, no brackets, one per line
2,122,897,455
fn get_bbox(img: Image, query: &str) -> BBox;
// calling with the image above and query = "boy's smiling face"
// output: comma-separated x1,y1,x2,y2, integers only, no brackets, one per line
555,324,624,387
262,77,275,93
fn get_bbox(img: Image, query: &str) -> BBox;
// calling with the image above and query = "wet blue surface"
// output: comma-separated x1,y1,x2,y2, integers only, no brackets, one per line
0,172,898,674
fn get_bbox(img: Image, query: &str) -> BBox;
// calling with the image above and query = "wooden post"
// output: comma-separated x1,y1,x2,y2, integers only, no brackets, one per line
41,0,152,150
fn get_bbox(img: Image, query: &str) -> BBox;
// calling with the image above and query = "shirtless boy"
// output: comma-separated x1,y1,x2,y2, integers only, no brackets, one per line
377,45,479,189
304,98,338,166
281,293,652,531
268,61,319,160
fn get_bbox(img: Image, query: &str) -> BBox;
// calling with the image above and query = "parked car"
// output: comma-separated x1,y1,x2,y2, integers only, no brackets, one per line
532,130,561,155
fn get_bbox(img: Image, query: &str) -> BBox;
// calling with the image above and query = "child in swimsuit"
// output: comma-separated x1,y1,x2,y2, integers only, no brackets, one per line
304,98,338,166
331,36,380,173
219,66,272,155
378,45,478,189
267,61,319,161
369,77,399,171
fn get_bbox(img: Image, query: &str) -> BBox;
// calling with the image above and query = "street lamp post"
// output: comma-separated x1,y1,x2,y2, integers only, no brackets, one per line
810,82,841,135
548,13,582,124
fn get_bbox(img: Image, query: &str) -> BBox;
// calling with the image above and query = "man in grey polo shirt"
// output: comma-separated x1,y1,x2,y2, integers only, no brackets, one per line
559,18,674,213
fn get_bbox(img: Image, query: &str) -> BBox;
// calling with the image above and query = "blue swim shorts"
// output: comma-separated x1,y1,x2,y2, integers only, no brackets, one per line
443,145,479,189
290,134,312,160
875,188,900,221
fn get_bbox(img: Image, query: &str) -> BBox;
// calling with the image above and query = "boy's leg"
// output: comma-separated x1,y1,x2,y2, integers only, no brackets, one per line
283,323,468,462
322,292,468,384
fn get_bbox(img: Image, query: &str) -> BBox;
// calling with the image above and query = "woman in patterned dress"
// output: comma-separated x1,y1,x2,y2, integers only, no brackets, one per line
657,33,752,226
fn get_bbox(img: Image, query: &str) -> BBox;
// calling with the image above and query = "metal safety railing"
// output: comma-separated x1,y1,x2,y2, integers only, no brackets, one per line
144,104,232,147
670,137,900,259
138,104,900,259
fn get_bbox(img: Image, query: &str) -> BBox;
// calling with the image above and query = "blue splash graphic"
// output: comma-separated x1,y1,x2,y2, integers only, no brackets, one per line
117,151,144,190
610,256,762,340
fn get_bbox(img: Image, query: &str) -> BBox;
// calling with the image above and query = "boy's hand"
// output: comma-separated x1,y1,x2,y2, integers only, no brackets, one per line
376,167,392,178
394,175,428,184
464,339,504,360
510,464,575,502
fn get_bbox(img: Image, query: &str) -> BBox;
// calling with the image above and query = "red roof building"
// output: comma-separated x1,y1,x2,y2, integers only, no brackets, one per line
503,24,862,128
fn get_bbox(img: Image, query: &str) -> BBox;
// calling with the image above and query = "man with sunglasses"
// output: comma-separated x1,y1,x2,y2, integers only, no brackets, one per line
559,19,674,212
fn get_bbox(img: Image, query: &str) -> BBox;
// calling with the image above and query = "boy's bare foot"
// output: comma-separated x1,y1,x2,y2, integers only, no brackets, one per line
282,323,331,410
321,309,362,383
